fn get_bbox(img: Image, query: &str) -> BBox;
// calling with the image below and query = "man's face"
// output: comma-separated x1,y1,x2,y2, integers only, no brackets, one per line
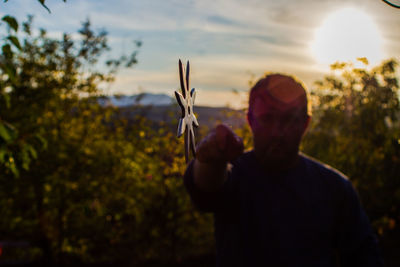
248,90,309,168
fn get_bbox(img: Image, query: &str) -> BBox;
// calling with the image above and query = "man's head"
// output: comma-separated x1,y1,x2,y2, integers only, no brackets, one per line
247,74,310,169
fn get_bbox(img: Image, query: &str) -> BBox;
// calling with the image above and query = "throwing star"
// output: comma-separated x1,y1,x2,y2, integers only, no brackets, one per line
175,59,199,163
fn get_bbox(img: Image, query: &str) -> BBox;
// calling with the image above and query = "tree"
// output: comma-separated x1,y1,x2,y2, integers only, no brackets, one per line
0,16,215,266
0,16,142,264
0,0,68,175
301,58,400,240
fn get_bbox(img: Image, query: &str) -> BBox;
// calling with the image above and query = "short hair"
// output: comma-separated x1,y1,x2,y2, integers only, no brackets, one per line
248,73,310,119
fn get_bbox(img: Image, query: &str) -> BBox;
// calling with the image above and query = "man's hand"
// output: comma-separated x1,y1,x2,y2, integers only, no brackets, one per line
196,124,244,164
193,124,244,192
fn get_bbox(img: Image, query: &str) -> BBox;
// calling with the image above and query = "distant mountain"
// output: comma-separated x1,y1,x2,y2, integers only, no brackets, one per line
98,93,174,107
97,93,247,129
118,105,247,129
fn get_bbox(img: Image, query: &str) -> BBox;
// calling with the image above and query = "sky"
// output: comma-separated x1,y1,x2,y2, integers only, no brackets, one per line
1,0,400,109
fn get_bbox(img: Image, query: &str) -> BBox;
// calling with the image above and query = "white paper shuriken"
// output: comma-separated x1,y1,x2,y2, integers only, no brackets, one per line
175,59,199,163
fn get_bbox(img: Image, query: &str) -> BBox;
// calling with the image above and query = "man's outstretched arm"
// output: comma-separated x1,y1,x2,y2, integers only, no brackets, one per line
183,124,244,212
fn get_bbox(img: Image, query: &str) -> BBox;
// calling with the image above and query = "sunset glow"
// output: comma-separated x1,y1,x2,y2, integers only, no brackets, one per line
2,1,399,108
311,8,384,65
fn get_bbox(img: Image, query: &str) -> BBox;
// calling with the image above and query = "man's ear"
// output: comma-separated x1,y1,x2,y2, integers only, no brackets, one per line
247,111,253,128
303,115,311,135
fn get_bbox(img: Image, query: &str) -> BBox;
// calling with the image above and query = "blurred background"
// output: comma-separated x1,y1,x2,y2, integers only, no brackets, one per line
0,0,399,266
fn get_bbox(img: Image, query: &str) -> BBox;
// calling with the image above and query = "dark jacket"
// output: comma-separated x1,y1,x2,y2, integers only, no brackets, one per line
184,151,384,267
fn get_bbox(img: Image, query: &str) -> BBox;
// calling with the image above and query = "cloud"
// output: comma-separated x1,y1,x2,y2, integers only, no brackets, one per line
1,0,399,108
207,15,242,27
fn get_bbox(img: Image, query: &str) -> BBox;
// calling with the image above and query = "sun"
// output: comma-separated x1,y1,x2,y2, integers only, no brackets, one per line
311,8,384,65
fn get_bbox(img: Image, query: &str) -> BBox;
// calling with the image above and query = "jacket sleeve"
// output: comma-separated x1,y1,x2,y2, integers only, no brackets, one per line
336,180,384,267
183,160,236,213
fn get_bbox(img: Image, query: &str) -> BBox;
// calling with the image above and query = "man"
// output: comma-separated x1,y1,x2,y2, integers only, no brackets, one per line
184,74,384,266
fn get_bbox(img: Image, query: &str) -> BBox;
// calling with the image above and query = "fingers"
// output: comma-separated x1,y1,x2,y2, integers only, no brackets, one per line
215,124,228,151
196,124,244,164
225,128,244,161
196,128,220,163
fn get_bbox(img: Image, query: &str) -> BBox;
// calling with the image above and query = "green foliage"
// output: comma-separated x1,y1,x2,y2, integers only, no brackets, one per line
2,5,397,265
2,15,18,32
0,1,68,176
302,59,400,238
4,0,68,13
0,16,213,266
1,14,23,176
